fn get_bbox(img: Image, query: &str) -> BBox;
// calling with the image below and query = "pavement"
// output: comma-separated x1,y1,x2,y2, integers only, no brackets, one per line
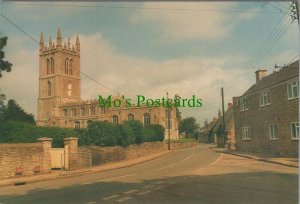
0,150,171,187
209,145,299,168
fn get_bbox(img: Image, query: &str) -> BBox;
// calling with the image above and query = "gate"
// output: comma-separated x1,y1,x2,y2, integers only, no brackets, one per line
50,148,65,169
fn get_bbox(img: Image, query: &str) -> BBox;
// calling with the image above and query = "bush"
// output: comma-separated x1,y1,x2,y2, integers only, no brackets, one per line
122,120,144,144
143,124,165,142
0,120,79,147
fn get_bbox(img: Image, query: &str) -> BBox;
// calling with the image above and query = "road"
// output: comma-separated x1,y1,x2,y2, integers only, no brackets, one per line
0,144,298,204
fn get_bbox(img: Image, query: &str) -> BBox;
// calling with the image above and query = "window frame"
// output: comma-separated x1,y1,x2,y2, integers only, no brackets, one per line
240,98,249,111
287,80,299,100
242,127,250,140
291,122,299,140
269,124,278,140
259,89,271,107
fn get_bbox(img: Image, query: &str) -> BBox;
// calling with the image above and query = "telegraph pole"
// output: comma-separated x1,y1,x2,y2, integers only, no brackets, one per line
166,92,171,150
221,87,226,147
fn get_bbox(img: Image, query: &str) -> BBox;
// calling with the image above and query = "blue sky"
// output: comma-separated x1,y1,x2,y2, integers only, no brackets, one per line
0,1,299,125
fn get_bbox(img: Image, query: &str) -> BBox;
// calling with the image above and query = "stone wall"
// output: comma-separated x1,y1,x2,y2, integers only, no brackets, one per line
81,141,197,166
0,139,52,178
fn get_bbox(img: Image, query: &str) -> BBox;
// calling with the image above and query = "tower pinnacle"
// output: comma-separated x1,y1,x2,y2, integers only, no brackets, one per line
76,34,80,52
40,32,44,51
57,27,62,47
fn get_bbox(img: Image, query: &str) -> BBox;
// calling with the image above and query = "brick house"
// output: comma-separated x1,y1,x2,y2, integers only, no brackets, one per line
233,61,299,157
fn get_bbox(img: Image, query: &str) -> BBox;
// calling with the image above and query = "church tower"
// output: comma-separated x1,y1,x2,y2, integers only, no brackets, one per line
37,28,81,126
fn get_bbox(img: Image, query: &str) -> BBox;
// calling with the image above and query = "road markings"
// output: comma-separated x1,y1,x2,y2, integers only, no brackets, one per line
210,153,223,166
124,189,139,194
85,201,97,204
143,184,155,189
182,152,195,162
97,174,136,182
138,190,151,196
102,194,120,200
116,196,132,202
154,151,195,171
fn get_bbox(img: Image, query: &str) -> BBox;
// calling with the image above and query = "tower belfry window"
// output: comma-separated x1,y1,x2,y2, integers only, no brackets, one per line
65,59,69,74
46,59,50,75
70,60,73,75
47,81,51,96
50,58,54,74
67,82,72,97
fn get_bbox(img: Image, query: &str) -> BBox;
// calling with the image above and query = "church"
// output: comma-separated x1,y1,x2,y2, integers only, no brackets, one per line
36,28,179,140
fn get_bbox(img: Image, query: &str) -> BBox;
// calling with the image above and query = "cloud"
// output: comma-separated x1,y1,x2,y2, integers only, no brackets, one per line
129,2,258,41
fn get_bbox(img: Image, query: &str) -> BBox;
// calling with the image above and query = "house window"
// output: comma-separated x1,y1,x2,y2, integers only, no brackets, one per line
240,98,248,111
144,113,151,126
62,109,67,116
269,124,278,140
47,81,51,96
90,106,96,115
291,122,299,140
80,107,85,116
74,121,80,129
71,108,76,117
260,90,271,106
112,115,118,125
242,127,250,140
287,81,299,100
128,113,134,121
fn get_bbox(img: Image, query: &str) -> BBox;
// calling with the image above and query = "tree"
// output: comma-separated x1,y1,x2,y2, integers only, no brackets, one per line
3,99,35,124
0,35,13,78
0,90,6,120
122,120,144,144
179,117,199,138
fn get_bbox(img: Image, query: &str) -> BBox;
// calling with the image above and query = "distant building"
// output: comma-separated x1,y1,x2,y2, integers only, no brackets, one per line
214,103,235,149
36,29,179,139
233,61,299,156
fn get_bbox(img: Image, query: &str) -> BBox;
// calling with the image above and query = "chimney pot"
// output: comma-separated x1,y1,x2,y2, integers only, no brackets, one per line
255,69,267,83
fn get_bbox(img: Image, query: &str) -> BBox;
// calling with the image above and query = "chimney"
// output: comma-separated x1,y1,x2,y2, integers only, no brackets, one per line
255,69,267,83
227,103,233,110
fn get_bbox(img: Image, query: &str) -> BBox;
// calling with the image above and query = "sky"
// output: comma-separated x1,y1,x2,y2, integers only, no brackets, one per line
0,1,299,126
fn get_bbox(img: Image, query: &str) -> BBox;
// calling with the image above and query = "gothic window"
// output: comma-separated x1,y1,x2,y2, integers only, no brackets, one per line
112,115,118,125
90,106,96,115
128,114,134,121
65,58,69,74
67,82,72,97
46,59,50,75
74,121,80,129
71,108,76,117
80,107,85,116
144,113,151,126
50,58,54,74
62,109,67,116
47,81,51,96
69,60,73,75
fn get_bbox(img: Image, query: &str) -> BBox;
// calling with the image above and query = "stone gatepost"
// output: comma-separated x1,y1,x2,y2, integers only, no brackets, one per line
37,137,53,173
64,137,78,170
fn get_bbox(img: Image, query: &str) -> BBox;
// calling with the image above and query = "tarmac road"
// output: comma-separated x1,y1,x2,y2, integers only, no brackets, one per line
0,144,297,204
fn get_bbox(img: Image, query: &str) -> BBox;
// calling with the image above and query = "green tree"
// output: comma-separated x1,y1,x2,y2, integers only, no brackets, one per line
179,117,199,137
122,120,144,144
0,90,6,120
3,99,35,124
0,35,13,78
143,124,165,142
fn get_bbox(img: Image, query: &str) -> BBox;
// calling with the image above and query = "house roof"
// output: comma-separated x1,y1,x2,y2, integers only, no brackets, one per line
213,108,234,132
242,60,299,96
